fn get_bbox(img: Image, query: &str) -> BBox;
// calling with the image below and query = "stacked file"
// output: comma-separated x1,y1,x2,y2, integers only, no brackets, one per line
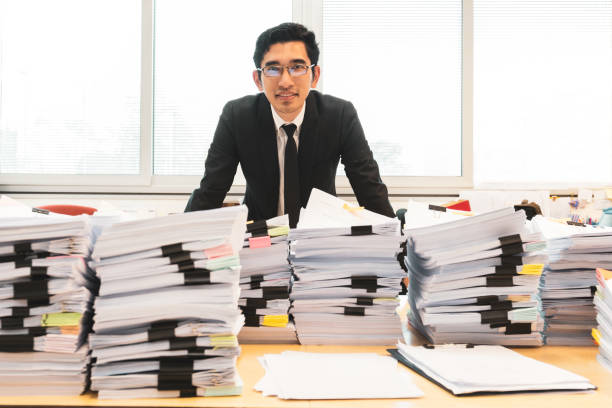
391,342,595,394
533,216,612,346
88,206,248,399
289,189,405,345
406,207,547,346
0,216,94,395
592,268,612,372
593,268,612,372
237,215,297,344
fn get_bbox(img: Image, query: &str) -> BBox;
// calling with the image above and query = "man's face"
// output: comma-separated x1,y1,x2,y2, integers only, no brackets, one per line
252,41,320,121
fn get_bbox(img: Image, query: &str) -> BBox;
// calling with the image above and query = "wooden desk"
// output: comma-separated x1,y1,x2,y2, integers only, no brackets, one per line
0,344,610,408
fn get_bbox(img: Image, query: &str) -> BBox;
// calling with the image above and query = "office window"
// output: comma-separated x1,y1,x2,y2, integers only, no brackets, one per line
473,1,612,187
0,0,141,175
4,1,609,193
321,0,463,177
153,0,292,176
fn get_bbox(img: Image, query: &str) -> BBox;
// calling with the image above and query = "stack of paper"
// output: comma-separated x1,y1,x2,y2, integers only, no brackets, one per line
256,351,422,399
0,215,94,395
288,189,405,345
533,216,612,345
237,215,297,344
390,342,595,395
593,268,612,372
405,207,547,345
88,206,248,399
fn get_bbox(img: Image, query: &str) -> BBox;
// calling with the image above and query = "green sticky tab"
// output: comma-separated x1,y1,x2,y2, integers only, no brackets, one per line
525,241,547,252
268,226,289,237
41,312,82,327
203,384,242,397
508,307,537,322
205,255,240,270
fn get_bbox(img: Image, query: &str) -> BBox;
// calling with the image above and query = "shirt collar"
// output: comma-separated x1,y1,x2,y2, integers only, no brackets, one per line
271,100,306,133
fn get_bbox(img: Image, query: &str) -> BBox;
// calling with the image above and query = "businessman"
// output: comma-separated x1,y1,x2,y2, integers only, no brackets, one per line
186,23,394,227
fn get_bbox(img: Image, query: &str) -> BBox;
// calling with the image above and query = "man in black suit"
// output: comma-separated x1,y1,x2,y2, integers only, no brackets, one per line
186,23,394,227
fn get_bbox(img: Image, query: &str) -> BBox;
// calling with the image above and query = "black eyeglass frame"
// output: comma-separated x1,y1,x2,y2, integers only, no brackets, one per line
257,63,316,77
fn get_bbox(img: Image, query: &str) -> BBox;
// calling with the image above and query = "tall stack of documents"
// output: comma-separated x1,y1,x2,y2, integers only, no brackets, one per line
88,206,248,399
237,215,297,344
0,216,94,395
405,207,547,345
533,217,612,345
289,189,405,345
593,268,612,372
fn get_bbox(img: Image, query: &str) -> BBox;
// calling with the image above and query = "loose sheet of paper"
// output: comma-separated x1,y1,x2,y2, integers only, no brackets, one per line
255,351,423,399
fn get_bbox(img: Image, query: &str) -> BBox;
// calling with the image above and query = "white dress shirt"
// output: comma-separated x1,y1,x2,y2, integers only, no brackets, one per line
271,102,306,216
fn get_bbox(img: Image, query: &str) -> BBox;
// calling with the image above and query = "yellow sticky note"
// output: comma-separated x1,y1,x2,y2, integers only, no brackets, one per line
210,335,238,347
519,264,544,275
342,203,364,213
262,315,289,327
592,328,601,345
375,297,399,303
41,312,82,327
606,188,612,200
268,226,290,237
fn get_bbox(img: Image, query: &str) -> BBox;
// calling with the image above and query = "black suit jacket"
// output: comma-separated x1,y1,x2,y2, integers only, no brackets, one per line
185,91,394,220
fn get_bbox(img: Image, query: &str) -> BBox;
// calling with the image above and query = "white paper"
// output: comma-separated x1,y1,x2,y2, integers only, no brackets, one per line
256,351,423,399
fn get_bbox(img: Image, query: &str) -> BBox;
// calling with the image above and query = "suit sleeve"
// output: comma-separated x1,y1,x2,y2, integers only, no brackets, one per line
339,102,395,218
185,102,239,212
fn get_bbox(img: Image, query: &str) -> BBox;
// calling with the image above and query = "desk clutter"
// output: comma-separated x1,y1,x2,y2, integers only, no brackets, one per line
237,216,295,344
0,217,94,395
0,191,611,400
593,268,612,372
534,217,612,345
288,189,404,345
405,206,546,346
88,206,248,399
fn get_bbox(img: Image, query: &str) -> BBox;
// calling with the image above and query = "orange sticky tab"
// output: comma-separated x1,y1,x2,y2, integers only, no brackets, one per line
204,243,234,259
249,235,271,249
60,326,80,335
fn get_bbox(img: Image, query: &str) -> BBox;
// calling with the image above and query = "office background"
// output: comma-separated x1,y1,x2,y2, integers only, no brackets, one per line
1,0,611,212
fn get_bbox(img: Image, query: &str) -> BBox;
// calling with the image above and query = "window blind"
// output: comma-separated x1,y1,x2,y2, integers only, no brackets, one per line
322,0,463,177
473,0,612,186
0,0,141,175
153,0,291,176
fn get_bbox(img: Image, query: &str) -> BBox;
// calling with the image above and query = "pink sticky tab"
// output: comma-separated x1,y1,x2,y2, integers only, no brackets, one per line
249,235,271,249
204,243,233,259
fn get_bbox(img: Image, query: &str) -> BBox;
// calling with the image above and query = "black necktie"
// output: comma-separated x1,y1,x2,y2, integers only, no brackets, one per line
282,124,300,228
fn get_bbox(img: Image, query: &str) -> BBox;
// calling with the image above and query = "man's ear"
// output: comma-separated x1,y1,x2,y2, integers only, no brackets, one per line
252,70,264,91
310,65,321,89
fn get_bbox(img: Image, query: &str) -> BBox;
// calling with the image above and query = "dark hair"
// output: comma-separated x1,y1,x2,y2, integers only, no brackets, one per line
253,23,319,77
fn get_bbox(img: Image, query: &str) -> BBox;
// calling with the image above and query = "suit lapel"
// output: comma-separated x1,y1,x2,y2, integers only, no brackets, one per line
298,92,320,206
256,94,280,215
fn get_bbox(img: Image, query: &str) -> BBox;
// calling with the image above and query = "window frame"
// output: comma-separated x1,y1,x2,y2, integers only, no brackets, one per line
0,0,473,195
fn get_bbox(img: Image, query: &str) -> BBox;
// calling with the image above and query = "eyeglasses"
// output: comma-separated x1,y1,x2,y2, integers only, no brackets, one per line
257,63,315,78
